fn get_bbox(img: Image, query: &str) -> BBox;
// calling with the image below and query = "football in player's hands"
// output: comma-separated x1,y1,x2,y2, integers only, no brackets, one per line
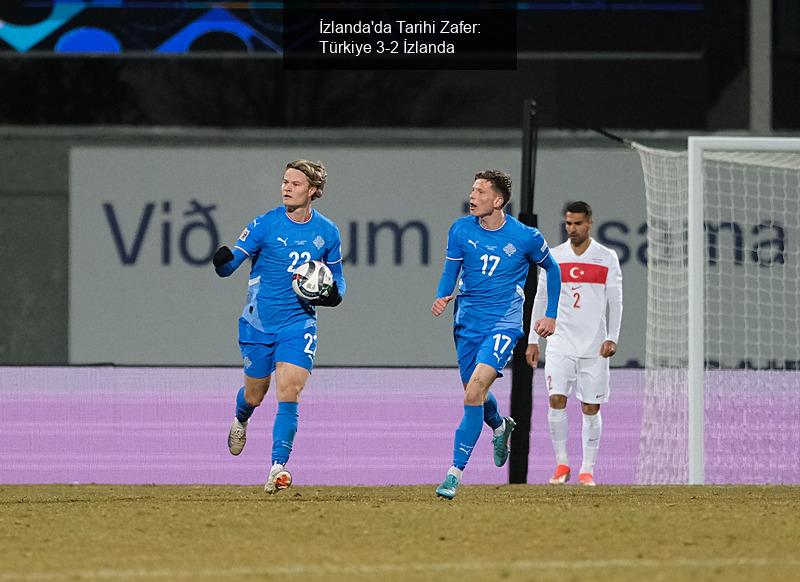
292,260,334,302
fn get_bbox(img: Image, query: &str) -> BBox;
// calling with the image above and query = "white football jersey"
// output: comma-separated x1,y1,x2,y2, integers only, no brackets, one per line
531,238,623,357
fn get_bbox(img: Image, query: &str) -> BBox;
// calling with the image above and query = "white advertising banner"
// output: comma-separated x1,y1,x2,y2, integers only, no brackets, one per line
70,146,647,366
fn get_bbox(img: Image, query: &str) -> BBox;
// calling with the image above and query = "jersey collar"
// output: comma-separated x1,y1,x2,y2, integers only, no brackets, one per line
477,216,506,232
285,208,314,224
570,236,594,257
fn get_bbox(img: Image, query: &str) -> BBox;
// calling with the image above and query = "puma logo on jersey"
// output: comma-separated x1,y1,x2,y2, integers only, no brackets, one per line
277,237,288,246
467,239,478,248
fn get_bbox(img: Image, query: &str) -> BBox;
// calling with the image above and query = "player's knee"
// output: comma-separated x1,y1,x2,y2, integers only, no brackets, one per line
549,394,567,409
244,379,269,406
463,384,485,406
245,389,266,407
581,402,600,415
464,393,483,406
277,384,304,402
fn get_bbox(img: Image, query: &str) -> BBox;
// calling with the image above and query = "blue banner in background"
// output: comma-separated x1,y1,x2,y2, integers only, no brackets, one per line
0,2,282,54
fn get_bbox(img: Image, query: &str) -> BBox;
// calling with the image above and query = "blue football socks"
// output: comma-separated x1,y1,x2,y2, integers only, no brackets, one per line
483,391,503,430
272,401,299,465
453,404,483,470
235,387,255,423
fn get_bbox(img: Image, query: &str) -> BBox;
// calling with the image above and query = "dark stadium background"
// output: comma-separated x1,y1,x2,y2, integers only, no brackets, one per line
3,1,798,129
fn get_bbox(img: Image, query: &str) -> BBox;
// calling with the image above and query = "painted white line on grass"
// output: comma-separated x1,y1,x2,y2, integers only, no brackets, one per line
2,558,798,581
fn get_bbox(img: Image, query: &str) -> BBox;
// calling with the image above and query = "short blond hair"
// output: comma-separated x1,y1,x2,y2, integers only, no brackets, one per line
286,160,327,200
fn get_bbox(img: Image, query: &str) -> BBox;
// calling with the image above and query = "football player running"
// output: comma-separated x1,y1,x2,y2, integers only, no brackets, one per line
526,201,622,487
213,160,345,494
432,170,561,500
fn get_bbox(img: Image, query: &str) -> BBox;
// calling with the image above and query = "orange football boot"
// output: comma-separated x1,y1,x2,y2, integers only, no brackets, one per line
549,464,571,484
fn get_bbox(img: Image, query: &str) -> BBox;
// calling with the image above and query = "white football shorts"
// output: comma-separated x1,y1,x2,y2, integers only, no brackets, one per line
544,352,610,404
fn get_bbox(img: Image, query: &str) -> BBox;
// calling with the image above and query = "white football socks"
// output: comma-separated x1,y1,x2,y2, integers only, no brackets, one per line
447,466,464,480
547,407,569,466
580,411,602,475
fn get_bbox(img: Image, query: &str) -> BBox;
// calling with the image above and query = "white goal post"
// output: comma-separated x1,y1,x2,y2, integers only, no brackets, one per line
635,136,800,485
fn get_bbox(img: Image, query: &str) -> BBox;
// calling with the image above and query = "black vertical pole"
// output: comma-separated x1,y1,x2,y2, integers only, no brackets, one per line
509,99,539,484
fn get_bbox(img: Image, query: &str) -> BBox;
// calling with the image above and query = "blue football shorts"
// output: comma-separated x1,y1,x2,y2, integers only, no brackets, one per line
454,326,522,385
238,325,318,379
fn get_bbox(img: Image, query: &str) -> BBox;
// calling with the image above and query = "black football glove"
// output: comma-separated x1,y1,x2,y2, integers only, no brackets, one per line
314,281,342,307
213,245,234,267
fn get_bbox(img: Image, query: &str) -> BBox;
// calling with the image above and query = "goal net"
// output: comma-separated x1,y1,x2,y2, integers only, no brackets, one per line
634,137,800,484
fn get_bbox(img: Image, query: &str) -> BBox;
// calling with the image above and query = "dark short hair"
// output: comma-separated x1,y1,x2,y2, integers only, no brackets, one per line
564,200,592,218
474,170,512,207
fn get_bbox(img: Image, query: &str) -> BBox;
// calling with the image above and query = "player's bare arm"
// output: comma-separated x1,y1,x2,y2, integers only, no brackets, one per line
525,343,540,368
431,295,454,316
599,340,617,358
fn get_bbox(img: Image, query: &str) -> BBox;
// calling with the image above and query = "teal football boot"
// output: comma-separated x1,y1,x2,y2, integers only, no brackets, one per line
492,417,516,467
435,473,460,500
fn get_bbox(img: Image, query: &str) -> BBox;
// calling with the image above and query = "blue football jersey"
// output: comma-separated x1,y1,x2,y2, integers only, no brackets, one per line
233,207,344,340
444,215,551,332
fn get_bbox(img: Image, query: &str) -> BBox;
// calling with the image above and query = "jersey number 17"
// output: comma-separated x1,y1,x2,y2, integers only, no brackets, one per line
480,254,500,276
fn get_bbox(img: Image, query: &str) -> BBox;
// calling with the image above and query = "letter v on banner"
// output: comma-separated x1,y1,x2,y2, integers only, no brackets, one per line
103,202,154,265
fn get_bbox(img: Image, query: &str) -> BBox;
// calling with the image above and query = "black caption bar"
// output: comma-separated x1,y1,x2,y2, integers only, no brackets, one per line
284,2,517,70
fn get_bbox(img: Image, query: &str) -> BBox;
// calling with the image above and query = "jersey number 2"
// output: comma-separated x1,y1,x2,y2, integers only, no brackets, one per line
287,251,312,273
303,333,317,356
572,292,581,309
